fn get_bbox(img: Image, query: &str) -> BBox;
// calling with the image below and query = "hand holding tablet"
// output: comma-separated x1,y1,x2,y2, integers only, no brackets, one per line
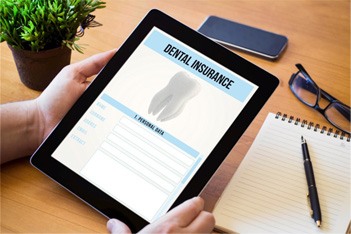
107,197,215,233
31,9,279,232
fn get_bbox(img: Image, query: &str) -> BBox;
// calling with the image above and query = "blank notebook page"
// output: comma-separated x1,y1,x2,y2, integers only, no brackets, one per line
213,112,350,233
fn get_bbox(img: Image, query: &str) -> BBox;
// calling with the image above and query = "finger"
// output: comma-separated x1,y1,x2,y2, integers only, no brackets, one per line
71,49,117,82
106,219,131,234
82,80,92,90
185,210,215,233
166,197,204,227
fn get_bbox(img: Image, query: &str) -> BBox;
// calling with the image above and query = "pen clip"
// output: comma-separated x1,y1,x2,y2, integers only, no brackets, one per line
306,193,314,217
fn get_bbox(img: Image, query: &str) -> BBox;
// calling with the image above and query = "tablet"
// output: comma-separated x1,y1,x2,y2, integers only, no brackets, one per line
31,9,279,232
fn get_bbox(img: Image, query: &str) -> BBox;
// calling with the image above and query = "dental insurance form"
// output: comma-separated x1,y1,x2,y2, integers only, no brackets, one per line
51,27,258,222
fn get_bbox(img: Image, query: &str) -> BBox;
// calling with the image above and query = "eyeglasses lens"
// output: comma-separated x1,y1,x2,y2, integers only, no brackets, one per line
291,72,319,106
325,102,351,134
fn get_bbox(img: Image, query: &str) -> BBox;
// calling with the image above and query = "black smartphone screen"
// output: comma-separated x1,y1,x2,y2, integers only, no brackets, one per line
198,16,288,59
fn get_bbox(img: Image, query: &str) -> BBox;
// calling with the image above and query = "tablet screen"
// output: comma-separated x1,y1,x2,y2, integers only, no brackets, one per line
52,27,258,222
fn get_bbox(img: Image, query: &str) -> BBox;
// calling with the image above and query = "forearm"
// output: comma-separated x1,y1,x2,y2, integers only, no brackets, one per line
0,100,42,164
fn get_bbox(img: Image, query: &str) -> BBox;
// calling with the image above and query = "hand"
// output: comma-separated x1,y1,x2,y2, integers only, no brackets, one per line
0,50,116,163
107,197,215,233
35,49,116,141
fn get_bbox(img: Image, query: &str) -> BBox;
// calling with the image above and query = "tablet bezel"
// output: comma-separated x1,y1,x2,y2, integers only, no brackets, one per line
31,9,279,232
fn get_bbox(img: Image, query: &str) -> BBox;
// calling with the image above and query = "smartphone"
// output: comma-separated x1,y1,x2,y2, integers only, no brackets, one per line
198,16,288,60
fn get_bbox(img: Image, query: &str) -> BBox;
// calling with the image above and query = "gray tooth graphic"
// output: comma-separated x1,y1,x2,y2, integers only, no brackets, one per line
148,71,201,122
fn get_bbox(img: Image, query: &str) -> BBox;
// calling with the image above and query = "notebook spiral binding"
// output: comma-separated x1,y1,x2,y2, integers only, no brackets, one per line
275,112,350,142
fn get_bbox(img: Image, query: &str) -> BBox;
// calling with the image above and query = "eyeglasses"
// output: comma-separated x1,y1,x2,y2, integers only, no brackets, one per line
289,64,351,135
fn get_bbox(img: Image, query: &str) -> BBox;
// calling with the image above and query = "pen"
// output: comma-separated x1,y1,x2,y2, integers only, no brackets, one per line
301,136,322,227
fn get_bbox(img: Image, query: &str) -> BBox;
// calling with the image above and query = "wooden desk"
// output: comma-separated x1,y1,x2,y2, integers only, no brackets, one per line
1,1,349,232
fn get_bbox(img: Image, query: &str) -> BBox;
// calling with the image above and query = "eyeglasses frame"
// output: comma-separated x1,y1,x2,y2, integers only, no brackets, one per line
289,63,350,134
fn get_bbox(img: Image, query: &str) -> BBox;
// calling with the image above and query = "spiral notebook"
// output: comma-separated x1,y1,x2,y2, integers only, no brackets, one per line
213,112,350,233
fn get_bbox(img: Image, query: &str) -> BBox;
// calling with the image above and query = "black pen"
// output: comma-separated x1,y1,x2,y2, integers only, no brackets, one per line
301,136,322,227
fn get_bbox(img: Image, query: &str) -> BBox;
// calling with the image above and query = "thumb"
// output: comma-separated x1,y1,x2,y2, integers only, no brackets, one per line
107,219,132,234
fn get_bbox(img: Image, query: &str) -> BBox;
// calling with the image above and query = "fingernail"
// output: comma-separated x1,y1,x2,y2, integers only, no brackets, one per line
107,219,117,231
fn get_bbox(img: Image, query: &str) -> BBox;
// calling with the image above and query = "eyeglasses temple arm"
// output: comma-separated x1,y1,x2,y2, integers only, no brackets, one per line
320,89,351,121
335,104,351,122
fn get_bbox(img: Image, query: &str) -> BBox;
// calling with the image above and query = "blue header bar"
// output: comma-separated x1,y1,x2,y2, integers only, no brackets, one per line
143,28,255,102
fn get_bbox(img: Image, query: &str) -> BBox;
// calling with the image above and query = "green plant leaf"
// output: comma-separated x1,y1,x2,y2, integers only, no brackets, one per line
0,0,106,52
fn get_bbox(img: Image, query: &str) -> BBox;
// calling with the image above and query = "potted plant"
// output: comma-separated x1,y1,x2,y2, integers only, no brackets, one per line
0,0,106,91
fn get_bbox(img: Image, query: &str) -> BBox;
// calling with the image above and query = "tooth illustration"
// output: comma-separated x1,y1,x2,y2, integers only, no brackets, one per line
148,71,201,122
